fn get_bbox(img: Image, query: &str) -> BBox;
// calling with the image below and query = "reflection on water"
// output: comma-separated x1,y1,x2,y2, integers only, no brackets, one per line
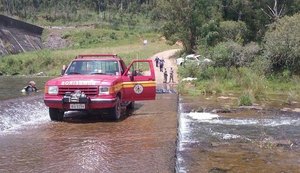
0,76,52,100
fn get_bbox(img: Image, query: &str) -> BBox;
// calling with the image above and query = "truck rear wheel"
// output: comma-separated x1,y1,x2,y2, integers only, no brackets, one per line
110,97,121,120
49,108,64,121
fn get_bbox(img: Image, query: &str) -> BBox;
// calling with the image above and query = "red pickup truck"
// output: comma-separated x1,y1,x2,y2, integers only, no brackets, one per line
44,54,156,121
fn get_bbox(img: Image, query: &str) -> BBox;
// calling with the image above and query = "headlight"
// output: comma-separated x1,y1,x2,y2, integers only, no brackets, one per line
99,86,111,95
48,86,58,95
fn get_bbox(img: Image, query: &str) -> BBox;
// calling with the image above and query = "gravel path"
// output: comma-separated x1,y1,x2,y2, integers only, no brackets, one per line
149,49,180,84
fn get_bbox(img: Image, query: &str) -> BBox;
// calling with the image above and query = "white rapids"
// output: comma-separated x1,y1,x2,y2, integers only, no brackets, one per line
0,98,49,134
176,103,300,173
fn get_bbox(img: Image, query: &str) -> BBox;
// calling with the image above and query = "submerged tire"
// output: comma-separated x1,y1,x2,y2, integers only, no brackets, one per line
110,97,122,121
127,101,135,110
49,108,64,121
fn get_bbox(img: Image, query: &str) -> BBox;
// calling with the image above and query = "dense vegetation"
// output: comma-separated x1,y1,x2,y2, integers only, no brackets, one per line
0,0,158,29
156,0,300,105
1,0,300,105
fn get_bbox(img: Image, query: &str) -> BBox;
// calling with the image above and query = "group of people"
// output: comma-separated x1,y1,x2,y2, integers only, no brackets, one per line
154,56,165,72
154,56,175,83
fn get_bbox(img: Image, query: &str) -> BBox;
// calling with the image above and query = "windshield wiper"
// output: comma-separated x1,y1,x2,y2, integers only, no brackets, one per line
89,72,106,75
68,72,81,75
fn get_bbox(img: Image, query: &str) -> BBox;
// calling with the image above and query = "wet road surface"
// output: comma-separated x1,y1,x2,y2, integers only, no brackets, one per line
0,91,178,173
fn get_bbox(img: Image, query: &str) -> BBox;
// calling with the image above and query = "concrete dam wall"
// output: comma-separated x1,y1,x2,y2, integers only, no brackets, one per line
0,15,44,56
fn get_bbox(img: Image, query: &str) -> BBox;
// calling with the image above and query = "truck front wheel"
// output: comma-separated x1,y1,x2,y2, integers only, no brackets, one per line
110,97,121,120
127,101,135,110
49,108,64,121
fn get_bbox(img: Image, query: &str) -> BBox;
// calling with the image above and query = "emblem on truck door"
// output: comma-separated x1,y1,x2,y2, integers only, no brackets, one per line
133,84,143,94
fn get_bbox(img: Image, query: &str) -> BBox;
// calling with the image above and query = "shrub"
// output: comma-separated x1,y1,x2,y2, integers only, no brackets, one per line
210,41,260,69
177,63,201,78
242,42,261,66
197,67,230,80
109,32,118,40
197,80,223,95
264,13,300,75
124,32,129,38
235,67,266,100
250,55,271,76
219,20,248,44
210,41,231,68
84,31,91,38
177,82,186,95
238,92,253,106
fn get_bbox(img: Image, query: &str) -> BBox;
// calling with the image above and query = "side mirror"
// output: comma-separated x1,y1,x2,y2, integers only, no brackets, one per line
61,65,66,76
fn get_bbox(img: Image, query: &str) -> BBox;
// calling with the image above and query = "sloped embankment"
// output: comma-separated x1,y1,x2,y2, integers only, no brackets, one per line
0,15,43,56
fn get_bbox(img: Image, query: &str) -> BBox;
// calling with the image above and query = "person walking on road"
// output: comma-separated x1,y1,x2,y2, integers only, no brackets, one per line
169,67,174,83
163,68,168,83
159,58,165,72
154,56,160,67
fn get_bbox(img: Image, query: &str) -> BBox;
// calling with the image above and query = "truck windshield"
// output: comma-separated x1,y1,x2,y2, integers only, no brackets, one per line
65,60,120,75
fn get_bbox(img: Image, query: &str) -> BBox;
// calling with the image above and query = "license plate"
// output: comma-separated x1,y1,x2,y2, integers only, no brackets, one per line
70,104,85,109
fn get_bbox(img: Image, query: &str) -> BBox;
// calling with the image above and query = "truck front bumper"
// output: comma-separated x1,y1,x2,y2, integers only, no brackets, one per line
44,97,117,110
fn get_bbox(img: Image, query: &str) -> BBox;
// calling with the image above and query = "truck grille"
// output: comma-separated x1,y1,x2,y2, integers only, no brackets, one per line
58,86,98,96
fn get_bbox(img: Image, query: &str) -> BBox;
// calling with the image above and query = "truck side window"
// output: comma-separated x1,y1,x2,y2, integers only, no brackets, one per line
129,62,151,76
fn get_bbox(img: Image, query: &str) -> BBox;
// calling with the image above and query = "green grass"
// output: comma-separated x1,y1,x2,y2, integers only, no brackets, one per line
0,27,179,76
238,92,253,106
178,66,300,105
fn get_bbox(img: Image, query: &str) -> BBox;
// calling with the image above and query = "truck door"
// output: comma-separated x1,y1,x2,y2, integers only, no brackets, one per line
122,60,156,101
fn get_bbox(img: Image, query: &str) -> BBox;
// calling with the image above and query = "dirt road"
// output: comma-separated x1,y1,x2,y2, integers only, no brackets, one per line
150,49,180,84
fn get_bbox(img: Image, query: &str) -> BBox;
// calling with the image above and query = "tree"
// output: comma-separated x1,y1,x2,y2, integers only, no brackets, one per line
221,0,271,42
264,13,300,74
157,0,221,53
219,20,248,43
261,0,285,21
200,19,221,47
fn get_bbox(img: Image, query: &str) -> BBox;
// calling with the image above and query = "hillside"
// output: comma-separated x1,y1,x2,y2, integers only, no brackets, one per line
0,15,43,56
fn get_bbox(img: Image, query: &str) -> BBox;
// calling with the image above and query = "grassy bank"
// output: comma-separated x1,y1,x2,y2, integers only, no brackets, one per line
0,28,178,76
177,65,300,106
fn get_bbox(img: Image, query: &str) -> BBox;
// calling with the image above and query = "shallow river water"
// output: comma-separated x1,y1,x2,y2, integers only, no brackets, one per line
176,96,300,173
0,77,299,172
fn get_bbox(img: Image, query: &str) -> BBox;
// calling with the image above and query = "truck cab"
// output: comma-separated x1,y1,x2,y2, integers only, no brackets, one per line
44,54,156,121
